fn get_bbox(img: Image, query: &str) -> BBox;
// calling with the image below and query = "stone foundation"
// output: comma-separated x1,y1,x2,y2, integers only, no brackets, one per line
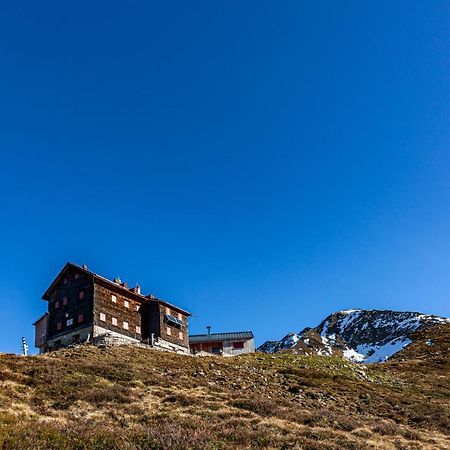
46,325,93,351
92,326,189,354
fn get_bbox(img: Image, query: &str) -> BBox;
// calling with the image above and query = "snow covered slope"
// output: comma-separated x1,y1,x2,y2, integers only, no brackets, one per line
258,309,450,363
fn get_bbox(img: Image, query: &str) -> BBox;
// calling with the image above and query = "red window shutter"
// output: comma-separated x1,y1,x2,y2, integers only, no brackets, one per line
78,314,84,323
56,322,62,331
55,301,60,309
63,296,68,306
79,291,84,300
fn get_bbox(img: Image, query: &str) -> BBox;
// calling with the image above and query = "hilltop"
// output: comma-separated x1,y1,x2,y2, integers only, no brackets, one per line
0,323,449,449
258,309,449,362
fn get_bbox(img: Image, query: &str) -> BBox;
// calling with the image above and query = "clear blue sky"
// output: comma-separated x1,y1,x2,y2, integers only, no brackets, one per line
1,2,449,354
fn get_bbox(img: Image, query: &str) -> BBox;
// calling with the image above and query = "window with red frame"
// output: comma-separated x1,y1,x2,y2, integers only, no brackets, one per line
56,322,62,331
63,296,68,306
78,314,84,323
79,291,84,300
233,342,244,349
54,301,60,309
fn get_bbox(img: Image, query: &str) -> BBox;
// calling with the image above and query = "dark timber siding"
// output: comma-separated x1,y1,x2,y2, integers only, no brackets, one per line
141,301,161,341
46,268,94,339
158,303,189,348
93,280,142,340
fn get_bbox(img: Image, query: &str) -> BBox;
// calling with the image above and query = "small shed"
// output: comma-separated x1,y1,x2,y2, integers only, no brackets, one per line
189,329,255,356
33,313,49,353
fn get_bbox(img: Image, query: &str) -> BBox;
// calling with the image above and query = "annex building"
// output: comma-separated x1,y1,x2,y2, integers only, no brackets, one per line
189,328,255,356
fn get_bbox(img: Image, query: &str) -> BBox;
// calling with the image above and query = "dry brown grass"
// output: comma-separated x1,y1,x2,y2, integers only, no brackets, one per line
0,324,449,449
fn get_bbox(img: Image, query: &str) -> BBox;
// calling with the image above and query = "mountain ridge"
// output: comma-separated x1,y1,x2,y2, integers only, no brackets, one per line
258,308,450,363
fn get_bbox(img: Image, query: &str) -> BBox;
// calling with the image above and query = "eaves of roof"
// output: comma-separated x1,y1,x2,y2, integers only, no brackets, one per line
41,262,191,316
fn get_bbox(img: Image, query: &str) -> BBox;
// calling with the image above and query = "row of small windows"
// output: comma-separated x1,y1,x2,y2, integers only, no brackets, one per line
166,327,184,340
165,307,183,321
63,273,82,284
111,294,138,310
56,314,84,331
99,313,141,334
54,291,84,309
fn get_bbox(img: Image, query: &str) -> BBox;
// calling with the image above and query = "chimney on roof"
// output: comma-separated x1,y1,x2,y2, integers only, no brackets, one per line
113,277,121,284
206,326,211,335
82,264,88,270
134,284,141,294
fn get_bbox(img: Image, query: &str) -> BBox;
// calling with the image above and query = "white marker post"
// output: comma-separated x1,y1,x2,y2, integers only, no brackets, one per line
21,337,28,356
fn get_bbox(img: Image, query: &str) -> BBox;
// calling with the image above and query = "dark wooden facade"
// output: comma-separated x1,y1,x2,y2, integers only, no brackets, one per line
93,280,143,341
157,302,189,348
35,263,191,352
45,266,94,345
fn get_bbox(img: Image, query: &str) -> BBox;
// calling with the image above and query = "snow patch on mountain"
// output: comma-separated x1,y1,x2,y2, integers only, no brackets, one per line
359,337,412,363
258,309,450,363
343,348,365,362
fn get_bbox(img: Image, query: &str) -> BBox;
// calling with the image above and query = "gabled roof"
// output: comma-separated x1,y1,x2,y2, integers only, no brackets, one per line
42,262,191,316
189,331,254,343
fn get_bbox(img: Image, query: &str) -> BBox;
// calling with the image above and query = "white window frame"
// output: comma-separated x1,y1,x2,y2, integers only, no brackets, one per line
111,294,117,303
100,313,106,322
123,321,129,330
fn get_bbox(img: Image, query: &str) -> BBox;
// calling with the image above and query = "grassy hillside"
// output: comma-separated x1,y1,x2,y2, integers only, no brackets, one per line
0,324,449,449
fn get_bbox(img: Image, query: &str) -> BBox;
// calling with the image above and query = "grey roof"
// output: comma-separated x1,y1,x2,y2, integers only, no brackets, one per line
189,331,254,343
42,262,191,315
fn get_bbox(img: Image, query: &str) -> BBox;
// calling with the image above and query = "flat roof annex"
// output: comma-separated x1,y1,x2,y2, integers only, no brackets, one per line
189,331,254,344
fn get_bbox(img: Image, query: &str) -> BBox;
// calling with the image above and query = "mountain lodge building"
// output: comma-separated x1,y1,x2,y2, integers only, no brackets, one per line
33,263,191,354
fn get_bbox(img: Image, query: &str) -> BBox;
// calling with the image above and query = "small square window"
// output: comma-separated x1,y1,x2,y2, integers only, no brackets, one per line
177,312,182,320
63,278,68,285
78,313,84,323
136,304,140,311
75,273,79,280
79,291,84,300
111,295,117,303
166,327,171,336
100,313,106,322
178,331,183,340
112,317,117,326
124,300,129,308
56,322,62,331
123,321,128,330
54,301,60,309
63,296,68,306
136,325,141,334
